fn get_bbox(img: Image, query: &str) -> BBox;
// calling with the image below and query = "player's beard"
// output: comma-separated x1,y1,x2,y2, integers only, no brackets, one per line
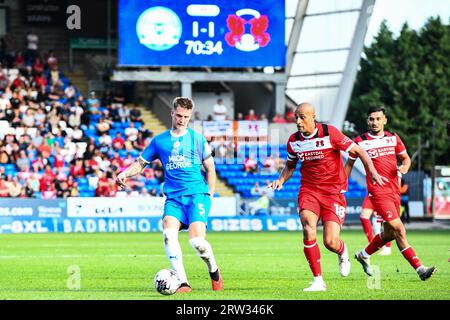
370,128,381,135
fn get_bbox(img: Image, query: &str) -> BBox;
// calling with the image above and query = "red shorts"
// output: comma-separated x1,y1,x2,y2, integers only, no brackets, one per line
298,191,347,226
369,193,400,222
362,195,374,210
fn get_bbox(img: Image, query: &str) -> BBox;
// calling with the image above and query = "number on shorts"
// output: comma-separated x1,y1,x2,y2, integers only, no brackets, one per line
198,203,205,217
333,204,345,219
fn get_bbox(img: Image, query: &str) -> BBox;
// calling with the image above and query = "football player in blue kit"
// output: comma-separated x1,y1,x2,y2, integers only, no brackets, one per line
116,97,223,293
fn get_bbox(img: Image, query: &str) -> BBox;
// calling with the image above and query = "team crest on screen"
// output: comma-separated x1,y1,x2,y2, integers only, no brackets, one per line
136,6,183,51
225,9,270,52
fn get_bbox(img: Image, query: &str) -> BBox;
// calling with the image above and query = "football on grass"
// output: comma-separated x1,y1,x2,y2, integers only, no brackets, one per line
154,269,180,295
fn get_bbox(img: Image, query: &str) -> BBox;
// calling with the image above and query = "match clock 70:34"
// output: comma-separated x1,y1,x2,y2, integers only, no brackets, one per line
184,40,224,55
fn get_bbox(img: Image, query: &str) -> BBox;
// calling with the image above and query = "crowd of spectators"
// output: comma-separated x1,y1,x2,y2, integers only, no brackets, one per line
0,42,162,199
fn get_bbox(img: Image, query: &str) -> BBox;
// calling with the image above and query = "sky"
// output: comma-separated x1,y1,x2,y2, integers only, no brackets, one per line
365,0,450,45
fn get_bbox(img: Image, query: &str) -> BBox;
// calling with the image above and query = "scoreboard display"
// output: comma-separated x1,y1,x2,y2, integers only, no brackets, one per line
118,0,285,68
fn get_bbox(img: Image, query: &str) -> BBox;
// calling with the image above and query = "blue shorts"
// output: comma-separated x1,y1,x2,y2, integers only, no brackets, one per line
164,194,211,230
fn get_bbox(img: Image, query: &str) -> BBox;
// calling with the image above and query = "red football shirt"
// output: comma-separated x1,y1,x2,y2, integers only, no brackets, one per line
286,123,355,194
348,131,406,195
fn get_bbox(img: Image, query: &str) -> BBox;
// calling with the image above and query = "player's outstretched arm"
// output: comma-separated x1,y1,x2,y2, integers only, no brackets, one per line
116,157,147,189
348,145,388,186
344,158,356,177
203,156,216,197
269,160,297,191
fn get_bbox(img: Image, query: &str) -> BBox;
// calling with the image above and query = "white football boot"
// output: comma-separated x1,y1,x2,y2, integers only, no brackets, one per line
303,278,327,292
338,244,351,277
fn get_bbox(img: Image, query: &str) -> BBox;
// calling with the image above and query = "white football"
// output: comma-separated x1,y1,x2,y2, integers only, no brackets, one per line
153,268,180,295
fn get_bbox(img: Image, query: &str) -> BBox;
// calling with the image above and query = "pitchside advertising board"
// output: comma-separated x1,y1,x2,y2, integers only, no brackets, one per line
118,0,286,67
0,197,364,234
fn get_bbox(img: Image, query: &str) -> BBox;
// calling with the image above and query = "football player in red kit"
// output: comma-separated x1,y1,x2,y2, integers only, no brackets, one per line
345,106,436,281
270,103,386,291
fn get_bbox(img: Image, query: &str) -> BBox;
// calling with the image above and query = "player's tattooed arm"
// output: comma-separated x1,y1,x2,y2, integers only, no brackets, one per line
269,160,297,191
116,157,147,189
344,158,356,177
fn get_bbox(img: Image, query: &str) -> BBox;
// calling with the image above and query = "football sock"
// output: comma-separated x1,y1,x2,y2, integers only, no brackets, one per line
364,233,388,255
401,246,422,270
385,241,392,248
209,269,220,282
360,217,374,242
189,237,219,274
337,240,346,256
303,239,322,277
162,229,188,284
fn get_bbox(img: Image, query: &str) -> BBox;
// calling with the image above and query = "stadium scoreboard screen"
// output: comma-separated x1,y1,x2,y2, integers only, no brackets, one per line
118,0,286,68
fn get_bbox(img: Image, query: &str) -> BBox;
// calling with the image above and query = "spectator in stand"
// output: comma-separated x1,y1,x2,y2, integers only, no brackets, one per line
64,83,77,103
108,103,120,122
212,98,227,121
70,181,80,197
47,86,61,101
112,132,125,150
7,177,22,197
16,150,31,172
22,108,35,127
87,91,101,115
130,106,143,123
118,104,130,123
56,180,70,198
49,67,63,88
250,181,262,197
0,178,9,197
260,113,267,121
25,31,39,64
243,154,258,174
28,173,41,194
96,117,111,136
272,112,287,123
11,74,26,91
125,121,139,142
261,154,277,174
285,107,296,123
70,158,85,178
131,131,148,151
46,50,58,70
32,56,44,76
41,179,57,199
15,51,25,69
95,170,117,197
0,147,11,164
245,109,258,121
37,139,52,159
236,112,244,121
68,110,81,128
247,190,270,215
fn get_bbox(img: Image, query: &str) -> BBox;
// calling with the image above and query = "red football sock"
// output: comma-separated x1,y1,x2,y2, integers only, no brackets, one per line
365,233,388,255
337,240,345,256
360,217,374,242
401,246,422,270
303,239,322,277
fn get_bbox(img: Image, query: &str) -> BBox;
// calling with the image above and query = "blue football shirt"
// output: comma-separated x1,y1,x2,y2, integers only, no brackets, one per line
139,128,212,198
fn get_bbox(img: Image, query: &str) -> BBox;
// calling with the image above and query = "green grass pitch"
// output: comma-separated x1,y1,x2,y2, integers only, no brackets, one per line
0,230,448,300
